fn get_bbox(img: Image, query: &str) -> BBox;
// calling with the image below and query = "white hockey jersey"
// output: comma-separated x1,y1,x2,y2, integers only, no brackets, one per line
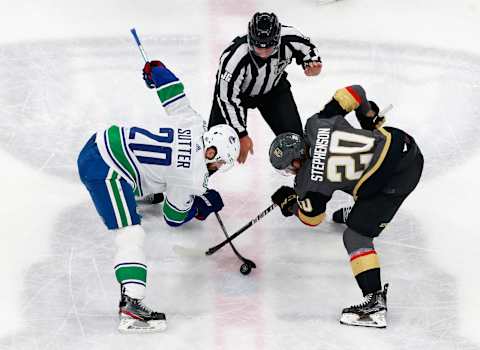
96,73,209,223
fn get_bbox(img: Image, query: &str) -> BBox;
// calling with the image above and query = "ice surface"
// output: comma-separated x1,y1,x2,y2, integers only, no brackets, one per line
1,0,479,349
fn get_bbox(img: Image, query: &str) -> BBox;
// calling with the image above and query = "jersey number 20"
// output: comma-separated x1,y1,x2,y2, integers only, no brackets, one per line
327,130,374,182
129,127,174,166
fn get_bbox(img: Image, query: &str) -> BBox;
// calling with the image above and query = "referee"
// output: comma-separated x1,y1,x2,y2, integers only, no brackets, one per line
208,12,322,163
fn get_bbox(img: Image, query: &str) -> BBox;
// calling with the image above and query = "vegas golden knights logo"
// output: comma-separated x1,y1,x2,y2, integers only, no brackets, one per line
274,147,283,158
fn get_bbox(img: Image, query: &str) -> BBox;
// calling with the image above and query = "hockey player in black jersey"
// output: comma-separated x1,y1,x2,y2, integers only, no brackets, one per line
209,12,322,164
269,85,424,328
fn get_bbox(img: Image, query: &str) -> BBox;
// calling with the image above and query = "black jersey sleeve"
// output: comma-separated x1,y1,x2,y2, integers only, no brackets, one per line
281,26,321,68
333,85,370,114
316,98,348,119
215,37,250,137
293,191,330,227
316,85,374,124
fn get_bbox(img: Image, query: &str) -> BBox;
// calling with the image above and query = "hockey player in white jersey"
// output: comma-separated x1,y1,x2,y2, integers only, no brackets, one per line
77,61,240,333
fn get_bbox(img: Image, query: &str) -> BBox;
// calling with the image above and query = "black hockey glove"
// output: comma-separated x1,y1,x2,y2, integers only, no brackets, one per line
194,189,224,221
271,186,297,217
143,60,165,89
301,57,322,70
355,100,385,130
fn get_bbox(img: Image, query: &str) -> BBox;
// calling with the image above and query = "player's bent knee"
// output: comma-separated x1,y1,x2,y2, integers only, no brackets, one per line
343,228,374,255
346,218,384,238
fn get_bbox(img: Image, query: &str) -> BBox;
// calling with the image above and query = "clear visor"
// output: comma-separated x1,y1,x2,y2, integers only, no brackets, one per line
218,161,234,173
274,164,296,176
206,158,233,173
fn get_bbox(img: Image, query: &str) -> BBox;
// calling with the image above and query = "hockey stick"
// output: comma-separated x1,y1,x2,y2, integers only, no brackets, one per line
214,212,256,274
379,104,393,118
206,203,277,256
130,28,150,63
171,213,258,275
373,103,393,130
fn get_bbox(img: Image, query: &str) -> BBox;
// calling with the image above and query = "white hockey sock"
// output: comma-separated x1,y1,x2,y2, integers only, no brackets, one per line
114,224,147,299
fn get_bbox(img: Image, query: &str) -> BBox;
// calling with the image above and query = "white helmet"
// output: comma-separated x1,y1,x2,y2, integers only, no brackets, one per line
203,124,240,172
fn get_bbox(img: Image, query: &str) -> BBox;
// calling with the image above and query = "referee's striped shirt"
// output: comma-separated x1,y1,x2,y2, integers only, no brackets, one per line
214,25,321,137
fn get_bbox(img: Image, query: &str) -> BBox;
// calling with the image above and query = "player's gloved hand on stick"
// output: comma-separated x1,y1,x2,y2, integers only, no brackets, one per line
271,186,297,217
194,189,224,220
355,100,385,130
143,60,165,88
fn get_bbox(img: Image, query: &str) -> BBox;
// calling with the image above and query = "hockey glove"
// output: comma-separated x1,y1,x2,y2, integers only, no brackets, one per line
355,100,385,130
301,56,322,70
142,60,165,88
271,186,297,217
194,189,224,220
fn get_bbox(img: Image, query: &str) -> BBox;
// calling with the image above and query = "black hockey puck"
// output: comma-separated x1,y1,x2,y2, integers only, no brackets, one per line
240,263,252,275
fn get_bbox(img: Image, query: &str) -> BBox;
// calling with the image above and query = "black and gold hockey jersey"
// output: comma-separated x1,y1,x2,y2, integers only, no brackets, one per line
295,115,391,200
292,86,407,227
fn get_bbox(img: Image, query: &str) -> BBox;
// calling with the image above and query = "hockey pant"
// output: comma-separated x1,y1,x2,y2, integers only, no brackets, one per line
78,134,147,298
208,76,303,137
344,134,424,295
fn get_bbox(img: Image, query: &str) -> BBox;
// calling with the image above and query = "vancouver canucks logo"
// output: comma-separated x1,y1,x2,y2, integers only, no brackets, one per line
274,147,283,158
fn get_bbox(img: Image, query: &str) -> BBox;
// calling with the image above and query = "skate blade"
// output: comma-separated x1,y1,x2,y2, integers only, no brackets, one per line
340,310,387,328
118,317,167,334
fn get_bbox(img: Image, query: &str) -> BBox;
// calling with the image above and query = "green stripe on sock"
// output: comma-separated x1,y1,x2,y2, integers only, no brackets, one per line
115,265,147,284
157,82,184,103
106,126,137,183
110,172,128,227
163,200,189,223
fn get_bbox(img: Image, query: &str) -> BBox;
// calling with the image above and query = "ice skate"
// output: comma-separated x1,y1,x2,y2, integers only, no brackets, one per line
340,283,388,328
118,293,167,334
136,193,164,205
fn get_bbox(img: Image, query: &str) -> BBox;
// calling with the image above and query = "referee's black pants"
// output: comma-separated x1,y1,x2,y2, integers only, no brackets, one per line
208,76,303,138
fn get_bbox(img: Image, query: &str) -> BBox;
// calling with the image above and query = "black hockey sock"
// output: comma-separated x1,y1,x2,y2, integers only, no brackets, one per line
355,268,382,296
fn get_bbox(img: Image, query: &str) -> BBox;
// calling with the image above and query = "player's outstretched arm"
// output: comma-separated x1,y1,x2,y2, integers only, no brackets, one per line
317,85,369,119
142,61,196,116
332,85,370,115
317,85,382,129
